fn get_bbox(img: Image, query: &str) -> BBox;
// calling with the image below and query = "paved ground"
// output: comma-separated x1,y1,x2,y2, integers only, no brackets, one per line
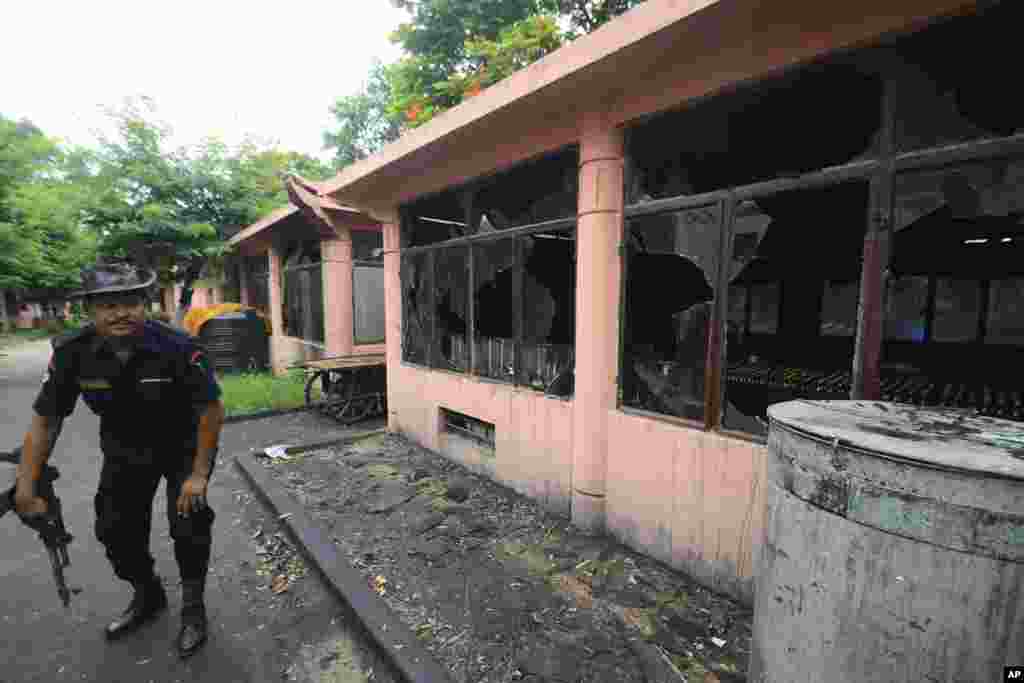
0,339,390,683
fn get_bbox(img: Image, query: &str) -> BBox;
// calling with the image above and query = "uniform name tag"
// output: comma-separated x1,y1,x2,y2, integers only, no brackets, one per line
139,378,172,384
79,379,112,390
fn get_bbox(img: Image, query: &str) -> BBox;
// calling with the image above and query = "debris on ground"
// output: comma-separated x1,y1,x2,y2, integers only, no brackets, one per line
262,432,753,683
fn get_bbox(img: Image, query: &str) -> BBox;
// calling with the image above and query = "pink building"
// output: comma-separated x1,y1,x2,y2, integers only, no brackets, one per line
228,180,386,371
313,0,1023,606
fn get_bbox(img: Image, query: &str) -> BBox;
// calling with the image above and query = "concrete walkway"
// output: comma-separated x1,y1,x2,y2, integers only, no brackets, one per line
0,339,387,683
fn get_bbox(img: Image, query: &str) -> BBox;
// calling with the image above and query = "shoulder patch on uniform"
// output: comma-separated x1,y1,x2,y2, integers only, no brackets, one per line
51,324,96,350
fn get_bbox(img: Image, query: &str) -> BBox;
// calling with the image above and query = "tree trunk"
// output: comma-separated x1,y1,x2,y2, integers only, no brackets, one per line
173,259,206,329
0,289,8,333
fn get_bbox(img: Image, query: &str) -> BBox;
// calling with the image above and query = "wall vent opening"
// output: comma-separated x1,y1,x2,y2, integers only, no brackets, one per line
441,408,496,449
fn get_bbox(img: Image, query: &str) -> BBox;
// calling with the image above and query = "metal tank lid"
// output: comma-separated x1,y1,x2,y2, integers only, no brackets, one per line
768,400,1024,481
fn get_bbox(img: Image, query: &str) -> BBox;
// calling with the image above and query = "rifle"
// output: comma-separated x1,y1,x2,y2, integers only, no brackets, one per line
1,448,74,608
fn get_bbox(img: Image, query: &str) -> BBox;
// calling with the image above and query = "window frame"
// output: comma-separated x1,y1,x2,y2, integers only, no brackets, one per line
281,239,325,343
619,61,1024,438
399,211,578,398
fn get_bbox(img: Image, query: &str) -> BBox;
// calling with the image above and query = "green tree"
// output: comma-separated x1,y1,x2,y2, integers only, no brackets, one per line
546,0,646,36
384,0,545,127
87,99,330,324
323,60,403,168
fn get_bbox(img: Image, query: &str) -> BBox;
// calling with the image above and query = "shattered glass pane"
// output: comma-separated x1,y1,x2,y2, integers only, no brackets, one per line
723,183,868,436
401,252,432,365
352,230,384,262
472,239,518,382
626,65,880,201
622,205,721,421
475,148,578,230
881,158,1024,417
432,246,470,372
517,229,576,397
890,3,1023,150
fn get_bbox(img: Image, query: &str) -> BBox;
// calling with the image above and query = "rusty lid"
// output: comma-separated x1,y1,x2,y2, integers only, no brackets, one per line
768,400,1024,481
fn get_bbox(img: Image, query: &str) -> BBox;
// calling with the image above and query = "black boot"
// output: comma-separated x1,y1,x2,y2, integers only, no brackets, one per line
105,577,168,641
176,579,208,658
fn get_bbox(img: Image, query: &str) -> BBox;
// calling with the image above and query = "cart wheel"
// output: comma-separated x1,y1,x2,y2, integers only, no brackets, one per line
305,371,327,410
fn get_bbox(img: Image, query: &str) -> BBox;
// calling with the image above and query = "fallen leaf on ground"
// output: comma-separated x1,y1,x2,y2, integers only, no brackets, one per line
271,575,289,594
554,574,593,608
704,673,721,683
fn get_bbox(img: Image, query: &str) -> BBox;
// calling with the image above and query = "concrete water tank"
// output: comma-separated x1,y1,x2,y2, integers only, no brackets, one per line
750,400,1024,683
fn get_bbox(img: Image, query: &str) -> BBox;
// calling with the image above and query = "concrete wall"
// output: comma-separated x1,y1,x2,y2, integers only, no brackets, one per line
606,411,767,605
388,366,575,515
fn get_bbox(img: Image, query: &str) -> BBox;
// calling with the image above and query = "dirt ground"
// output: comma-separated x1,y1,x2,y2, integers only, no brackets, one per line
255,431,753,683
222,460,400,683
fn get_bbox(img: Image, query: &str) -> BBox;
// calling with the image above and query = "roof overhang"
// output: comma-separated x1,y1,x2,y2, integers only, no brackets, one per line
285,175,381,234
321,0,978,212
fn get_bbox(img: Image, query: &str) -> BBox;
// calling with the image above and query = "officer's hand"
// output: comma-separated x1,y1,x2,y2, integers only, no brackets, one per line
176,475,209,517
14,491,48,519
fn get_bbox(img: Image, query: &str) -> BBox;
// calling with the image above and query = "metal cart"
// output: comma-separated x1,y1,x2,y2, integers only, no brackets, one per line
297,353,387,424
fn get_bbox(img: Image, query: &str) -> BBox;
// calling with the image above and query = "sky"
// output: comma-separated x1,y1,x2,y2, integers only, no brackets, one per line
1,0,409,160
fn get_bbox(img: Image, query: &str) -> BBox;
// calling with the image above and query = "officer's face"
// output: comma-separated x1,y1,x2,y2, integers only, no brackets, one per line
89,293,147,338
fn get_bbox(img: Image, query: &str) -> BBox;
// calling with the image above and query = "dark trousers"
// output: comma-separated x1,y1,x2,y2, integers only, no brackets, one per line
94,455,215,585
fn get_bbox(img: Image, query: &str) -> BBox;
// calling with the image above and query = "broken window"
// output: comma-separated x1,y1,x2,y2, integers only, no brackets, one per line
245,255,270,312
403,146,580,244
627,63,882,203
399,146,579,397
881,158,1024,417
622,205,721,422
722,183,869,436
282,240,324,343
472,238,519,382
474,148,579,231
432,246,470,372
517,228,576,396
351,229,384,262
405,191,469,247
401,252,433,365
890,1,1023,152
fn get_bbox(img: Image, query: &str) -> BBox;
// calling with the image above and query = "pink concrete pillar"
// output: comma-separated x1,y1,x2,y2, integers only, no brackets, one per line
381,217,402,432
268,245,286,375
321,237,354,357
571,117,624,534
239,262,250,306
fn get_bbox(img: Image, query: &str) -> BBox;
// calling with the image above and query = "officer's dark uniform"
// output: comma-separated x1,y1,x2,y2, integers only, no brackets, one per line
33,320,221,586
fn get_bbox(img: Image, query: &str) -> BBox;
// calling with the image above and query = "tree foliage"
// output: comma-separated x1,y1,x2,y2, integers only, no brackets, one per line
0,115,97,292
85,98,333,321
323,60,403,169
323,0,646,160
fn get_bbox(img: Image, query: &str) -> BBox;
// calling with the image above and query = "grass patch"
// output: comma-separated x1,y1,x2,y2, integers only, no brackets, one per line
217,369,314,417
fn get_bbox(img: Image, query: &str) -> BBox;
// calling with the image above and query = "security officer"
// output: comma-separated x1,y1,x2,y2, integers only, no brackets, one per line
14,261,224,658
